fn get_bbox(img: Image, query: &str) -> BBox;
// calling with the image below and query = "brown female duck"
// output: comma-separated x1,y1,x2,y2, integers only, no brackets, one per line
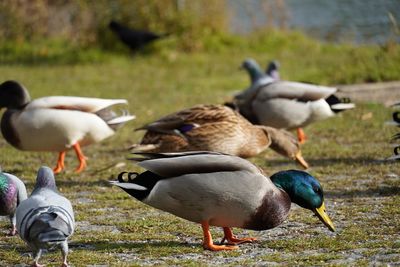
131,104,309,168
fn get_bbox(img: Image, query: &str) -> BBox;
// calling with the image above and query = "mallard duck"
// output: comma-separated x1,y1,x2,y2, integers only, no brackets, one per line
0,168,27,235
16,166,74,267
0,80,135,173
131,104,309,168
235,59,355,143
111,151,335,251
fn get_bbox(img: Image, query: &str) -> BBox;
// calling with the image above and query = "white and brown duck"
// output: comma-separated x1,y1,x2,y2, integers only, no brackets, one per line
0,80,135,173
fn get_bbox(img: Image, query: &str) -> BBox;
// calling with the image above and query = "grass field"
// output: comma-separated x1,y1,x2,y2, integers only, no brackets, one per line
0,37,399,266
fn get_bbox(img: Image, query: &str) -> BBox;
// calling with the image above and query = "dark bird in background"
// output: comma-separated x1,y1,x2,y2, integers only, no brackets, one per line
109,20,169,52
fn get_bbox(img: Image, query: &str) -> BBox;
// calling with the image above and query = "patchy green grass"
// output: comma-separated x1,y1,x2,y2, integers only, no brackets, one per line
1,30,400,84
0,42,399,266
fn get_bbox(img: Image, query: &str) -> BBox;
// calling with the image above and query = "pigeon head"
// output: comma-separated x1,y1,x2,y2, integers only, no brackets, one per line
240,59,264,84
34,166,57,191
265,60,280,80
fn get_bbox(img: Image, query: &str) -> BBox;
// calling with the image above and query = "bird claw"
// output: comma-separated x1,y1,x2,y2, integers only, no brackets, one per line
203,243,238,251
221,235,257,245
225,237,257,245
8,227,17,236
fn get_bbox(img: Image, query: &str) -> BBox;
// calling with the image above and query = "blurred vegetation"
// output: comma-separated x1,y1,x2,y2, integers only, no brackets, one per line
0,0,229,51
0,0,399,84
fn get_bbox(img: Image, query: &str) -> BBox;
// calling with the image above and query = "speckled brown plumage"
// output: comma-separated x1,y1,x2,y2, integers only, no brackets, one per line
132,105,309,168
134,104,270,158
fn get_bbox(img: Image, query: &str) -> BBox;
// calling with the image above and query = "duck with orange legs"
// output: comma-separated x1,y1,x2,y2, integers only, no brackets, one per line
0,80,135,174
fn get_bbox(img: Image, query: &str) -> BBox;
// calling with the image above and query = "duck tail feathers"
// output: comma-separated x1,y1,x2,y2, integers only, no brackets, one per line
391,133,400,142
107,114,136,125
109,180,147,191
96,108,135,129
326,94,355,112
129,144,159,153
387,145,400,161
110,171,162,201
330,102,356,111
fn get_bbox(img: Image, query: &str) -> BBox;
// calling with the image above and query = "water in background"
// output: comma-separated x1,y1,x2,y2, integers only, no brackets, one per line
229,0,400,44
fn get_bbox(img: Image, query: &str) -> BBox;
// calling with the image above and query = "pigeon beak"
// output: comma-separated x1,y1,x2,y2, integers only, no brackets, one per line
314,202,335,232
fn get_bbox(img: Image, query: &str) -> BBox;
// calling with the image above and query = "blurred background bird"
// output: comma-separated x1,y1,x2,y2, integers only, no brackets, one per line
109,20,170,52
265,60,280,80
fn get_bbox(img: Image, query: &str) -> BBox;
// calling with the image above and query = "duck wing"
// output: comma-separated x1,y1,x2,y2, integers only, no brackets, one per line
25,96,128,113
256,81,337,102
131,151,263,178
137,105,235,135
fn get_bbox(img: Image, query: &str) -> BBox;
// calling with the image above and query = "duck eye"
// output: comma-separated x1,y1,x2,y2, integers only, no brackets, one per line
313,186,321,194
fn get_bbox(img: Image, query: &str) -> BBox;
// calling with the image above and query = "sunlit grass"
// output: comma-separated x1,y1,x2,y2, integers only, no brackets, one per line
0,33,399,265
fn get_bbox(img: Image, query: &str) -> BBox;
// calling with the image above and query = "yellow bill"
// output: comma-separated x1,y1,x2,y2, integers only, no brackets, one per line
314,202,335,232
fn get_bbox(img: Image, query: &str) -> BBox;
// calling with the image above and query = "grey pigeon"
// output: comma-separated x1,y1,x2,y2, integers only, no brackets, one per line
16,166,75,267
235,58,275,102
241,58,274,86
265,60,280,80
0,168,27,235
234,58,274,122
235,59,280,112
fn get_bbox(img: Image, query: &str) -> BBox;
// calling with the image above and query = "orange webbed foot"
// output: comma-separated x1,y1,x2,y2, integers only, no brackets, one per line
201,221,238,251
53,152,66,174
73,143,87,173
75,159,87,173
203,243,238,251
221,236,257,245
222,227,256,245
297,128,307,144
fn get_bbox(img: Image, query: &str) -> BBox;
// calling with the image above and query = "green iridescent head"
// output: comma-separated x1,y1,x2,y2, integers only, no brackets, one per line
271,170,335,232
